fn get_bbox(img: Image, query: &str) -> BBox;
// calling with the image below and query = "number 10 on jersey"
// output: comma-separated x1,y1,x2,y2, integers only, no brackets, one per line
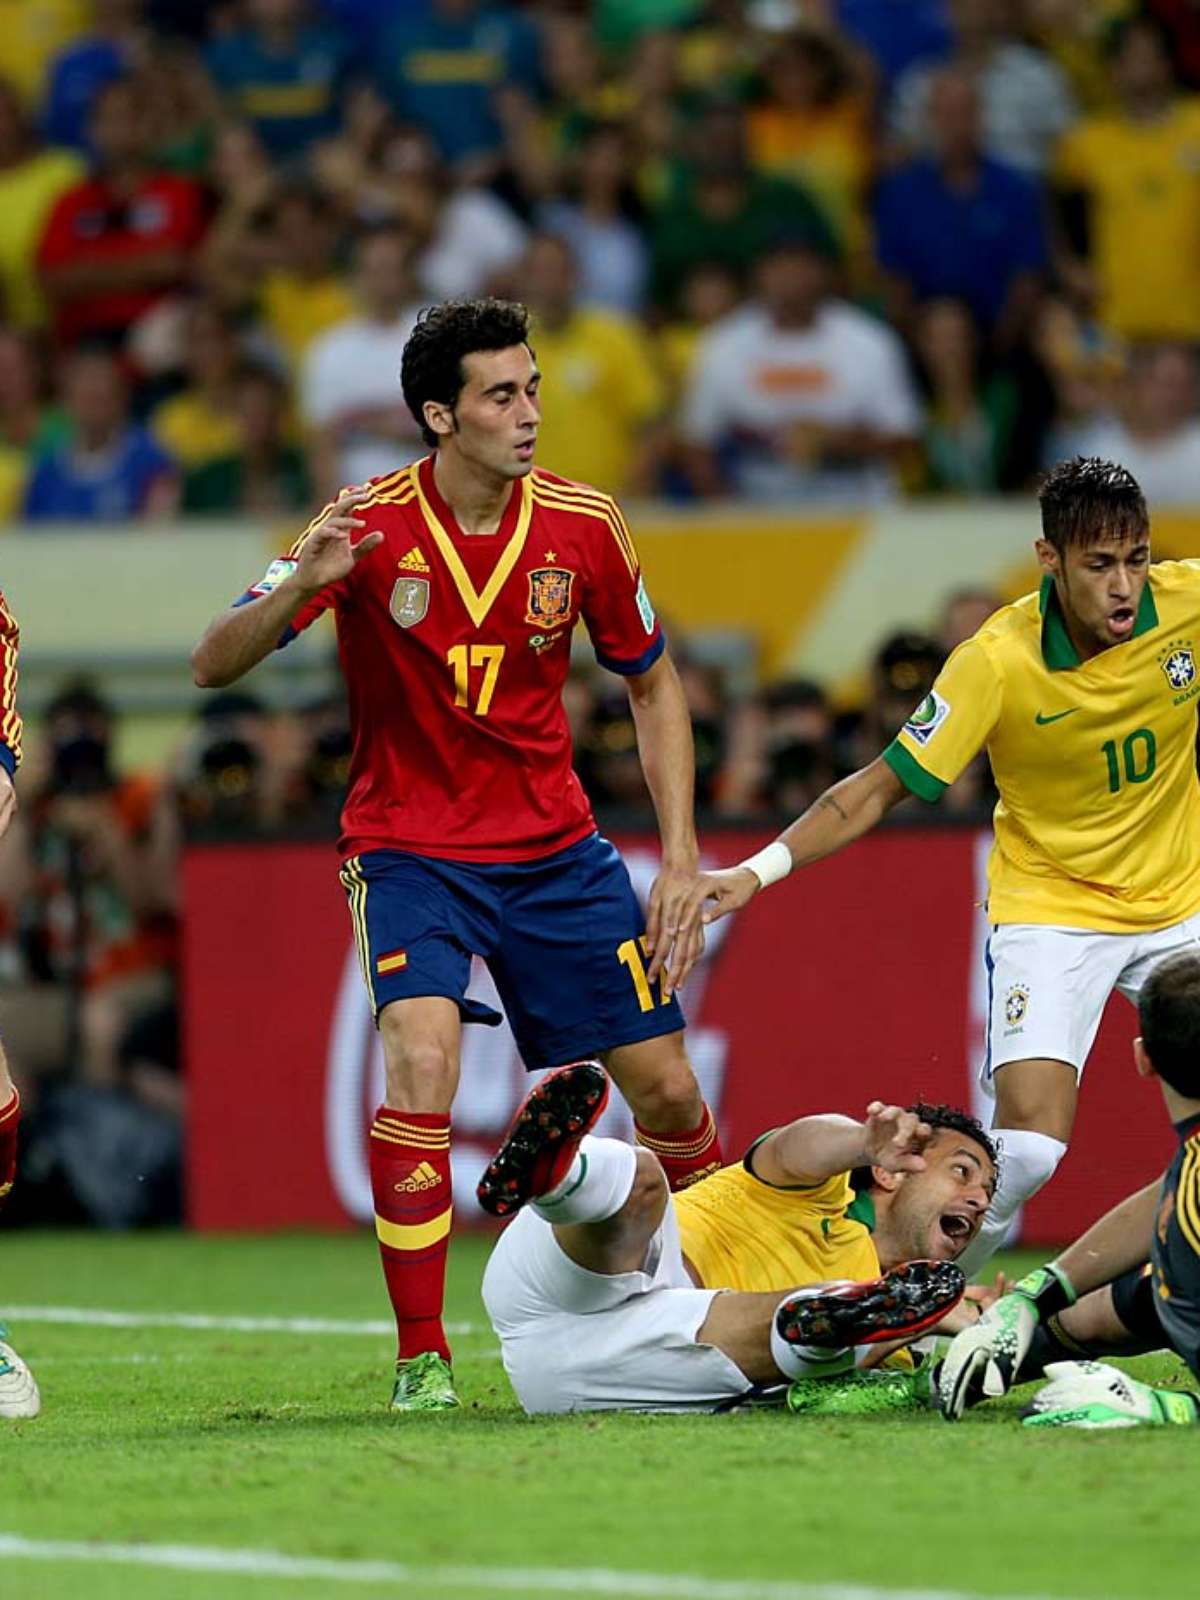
447,644,505,716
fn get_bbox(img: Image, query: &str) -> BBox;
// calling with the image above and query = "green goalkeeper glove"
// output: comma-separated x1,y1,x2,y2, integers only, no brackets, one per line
1023,1361,1200,1430
938,1263,1076,1420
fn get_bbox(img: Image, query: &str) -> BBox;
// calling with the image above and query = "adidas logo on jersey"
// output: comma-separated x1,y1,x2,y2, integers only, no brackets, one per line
397,546,431,574
394,1162,442,1194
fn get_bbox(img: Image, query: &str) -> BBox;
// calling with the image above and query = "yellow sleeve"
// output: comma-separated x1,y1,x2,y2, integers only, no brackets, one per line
1053,120,1095,189
883,637,1002,801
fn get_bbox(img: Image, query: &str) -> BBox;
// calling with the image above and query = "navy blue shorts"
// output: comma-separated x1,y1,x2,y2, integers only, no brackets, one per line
338,833,685,1072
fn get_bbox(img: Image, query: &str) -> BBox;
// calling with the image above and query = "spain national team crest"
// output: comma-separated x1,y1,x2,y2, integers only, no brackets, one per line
1004,984,1029,1029
390,576,429,629
1161,644,1197,693
525,566,575,630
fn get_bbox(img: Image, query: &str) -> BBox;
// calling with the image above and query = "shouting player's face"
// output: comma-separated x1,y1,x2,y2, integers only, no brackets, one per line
444,344,541,481
1037,530,1151,656
881,1130,994,1264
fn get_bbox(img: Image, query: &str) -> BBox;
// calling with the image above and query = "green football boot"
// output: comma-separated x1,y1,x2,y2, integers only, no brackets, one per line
390,1351,460,1413
786,1363,935,1417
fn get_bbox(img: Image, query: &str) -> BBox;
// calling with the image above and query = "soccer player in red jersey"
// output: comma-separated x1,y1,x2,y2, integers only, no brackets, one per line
0,589,40,1419
192,299,723,1411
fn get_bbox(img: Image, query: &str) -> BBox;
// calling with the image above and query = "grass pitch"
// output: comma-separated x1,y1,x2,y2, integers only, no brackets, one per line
2,1230,1197,1600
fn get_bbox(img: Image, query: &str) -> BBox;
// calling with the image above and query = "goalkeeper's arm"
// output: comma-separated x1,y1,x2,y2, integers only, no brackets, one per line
939,1179,1163,1420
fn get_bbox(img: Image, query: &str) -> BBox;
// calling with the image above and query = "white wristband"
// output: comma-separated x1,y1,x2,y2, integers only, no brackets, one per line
737,840,793,889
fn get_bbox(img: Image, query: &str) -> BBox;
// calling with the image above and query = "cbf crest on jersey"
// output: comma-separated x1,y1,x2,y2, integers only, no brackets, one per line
525,566,575,630
390,576,429,629
1160,641,1197,695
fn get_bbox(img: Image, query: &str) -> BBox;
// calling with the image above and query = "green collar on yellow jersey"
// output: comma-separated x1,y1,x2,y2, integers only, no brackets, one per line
1040,574,1159,670
845,1190,876,1230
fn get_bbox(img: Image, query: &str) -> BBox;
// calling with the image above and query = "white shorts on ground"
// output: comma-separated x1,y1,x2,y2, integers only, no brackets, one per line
481,1197,748,1414
982,912,1200,1088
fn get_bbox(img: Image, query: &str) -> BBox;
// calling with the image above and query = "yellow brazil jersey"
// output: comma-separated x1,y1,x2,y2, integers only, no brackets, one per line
1054,99,1200,340
885,562,1200,932
673,1158,882,1296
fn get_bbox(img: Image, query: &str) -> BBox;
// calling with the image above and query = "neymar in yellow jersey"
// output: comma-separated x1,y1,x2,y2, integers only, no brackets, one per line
701,457,1200,1270
481,1062,994,1413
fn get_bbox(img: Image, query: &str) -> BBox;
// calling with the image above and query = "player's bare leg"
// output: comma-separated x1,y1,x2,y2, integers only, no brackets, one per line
602,1031,724,1190
0,1035,20,1210
958,1058,1077,1273
0,1037,36,1418
374,997,462,1412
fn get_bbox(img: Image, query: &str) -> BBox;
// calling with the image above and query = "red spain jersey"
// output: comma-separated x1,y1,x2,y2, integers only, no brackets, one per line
0,589,21,777
241,457,664,863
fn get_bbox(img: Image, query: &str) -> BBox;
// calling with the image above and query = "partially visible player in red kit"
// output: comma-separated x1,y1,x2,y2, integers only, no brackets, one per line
0,589,41,1420
192,300,723,1412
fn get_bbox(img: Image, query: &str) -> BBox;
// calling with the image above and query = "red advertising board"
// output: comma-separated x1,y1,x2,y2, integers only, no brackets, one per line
183,830,1174,1245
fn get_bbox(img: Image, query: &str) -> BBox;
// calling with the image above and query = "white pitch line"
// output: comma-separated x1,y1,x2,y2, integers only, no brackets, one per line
0,1536,1063,1600
1,1306,480,1338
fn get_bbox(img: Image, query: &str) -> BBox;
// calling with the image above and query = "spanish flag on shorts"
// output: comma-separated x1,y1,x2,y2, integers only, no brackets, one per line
376,947,408,976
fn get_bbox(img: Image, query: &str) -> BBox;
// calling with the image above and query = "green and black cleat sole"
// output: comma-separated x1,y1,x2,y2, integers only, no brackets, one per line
776,1261,966,1349
476,1061,609,1218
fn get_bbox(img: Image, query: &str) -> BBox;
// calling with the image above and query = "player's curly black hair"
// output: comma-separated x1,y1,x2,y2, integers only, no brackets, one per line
1038,457,1148,552
400,298,532,449
1139,951,1200,1099
850,1102,998,1193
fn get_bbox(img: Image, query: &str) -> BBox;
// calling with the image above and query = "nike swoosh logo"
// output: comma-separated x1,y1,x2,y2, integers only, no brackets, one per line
1035,709,1079,725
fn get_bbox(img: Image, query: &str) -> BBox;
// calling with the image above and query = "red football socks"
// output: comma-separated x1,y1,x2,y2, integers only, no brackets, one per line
0,1088,19,1210
635,1102,723,1191
369,1108,453,1363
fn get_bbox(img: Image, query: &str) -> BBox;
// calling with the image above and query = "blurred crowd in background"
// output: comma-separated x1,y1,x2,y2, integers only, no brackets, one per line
4,0,1200,515
8,0,1200,1221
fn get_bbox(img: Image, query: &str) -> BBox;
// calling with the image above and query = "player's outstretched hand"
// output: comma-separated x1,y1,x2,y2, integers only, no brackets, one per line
938,1288,1037,1419
295,488,384,591
0,768,15,839
698,867,760,926
1022,1361,1198,1429
862,1101,932,1174
645,862,707,997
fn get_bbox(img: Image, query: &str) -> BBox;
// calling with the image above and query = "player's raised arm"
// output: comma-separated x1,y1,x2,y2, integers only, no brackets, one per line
191,488,383,689
752,1101,934,1189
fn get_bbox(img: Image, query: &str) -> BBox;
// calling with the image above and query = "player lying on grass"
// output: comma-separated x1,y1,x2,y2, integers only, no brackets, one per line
938,949,1200,1428
477,1064,997,1413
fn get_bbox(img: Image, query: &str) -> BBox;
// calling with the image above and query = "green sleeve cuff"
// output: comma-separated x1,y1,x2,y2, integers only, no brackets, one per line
883,739,946,804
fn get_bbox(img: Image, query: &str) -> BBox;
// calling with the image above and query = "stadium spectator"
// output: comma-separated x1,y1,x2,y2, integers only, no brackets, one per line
648,98,839,311
654,260,743,413
0,331,59,520
301,221,425,497
132,28,222,177
1053,13,1200,342
36,75,208,350
1028,293,1124,470
911,298,1018,494
198,120,280,316
874,68,1048,351
679,232,921,504
308,79,395,213
938,584,1002,653
0,78,84,332
204,0,353,165
1072,343,1200,507
151,299,243,471
537,121,650,317
838,630,945,776
833,0,954,98
746,26,873,273
1022,0,1134,113
373,0,542,175
182,363,310,516
255,182,355,373
516,231,666,496
42,0,148,153
23,346,178,521
720,678,839,819
889,0,1075,175
0,679,175,1090
1,0,89,112
1144,0,1200,88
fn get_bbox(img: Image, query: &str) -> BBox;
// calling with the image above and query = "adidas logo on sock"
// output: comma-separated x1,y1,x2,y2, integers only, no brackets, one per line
394,1162,442,1194
397,546,431,573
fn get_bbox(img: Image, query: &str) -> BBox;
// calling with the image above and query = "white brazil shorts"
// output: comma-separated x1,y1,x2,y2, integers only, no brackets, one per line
480,1196,749,1414
982,910,1200,1088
